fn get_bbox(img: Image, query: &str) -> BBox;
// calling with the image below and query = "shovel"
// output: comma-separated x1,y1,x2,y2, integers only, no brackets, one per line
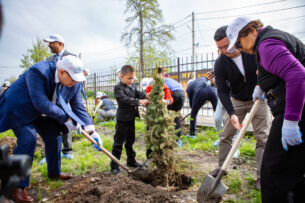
80,129,154,183
197,99,261,203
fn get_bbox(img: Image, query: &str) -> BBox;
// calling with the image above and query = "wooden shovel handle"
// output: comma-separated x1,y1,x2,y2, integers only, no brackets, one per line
80,129,130,172
221,99,261,171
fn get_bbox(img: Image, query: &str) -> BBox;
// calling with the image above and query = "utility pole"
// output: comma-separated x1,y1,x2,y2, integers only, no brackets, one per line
79,52,82,59
192,11,195,74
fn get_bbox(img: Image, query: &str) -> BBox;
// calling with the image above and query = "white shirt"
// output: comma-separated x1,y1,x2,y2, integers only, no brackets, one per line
231,55,245,76
57,49,65,59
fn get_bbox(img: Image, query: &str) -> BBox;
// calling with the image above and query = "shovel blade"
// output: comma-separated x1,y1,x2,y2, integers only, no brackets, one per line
197,174,228,203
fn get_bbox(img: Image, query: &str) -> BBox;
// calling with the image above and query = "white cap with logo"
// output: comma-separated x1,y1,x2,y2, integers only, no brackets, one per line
56,55,86,82
43,34,65,43
2,81,10,87
226,17,252,53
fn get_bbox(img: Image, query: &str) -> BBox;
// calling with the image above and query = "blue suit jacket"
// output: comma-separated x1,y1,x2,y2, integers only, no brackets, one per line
0,61,92,132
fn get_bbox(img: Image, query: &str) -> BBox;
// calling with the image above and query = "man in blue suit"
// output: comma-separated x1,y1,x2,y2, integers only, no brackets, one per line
0,55,102,202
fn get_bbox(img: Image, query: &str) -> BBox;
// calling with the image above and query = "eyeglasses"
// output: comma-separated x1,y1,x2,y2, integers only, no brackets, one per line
235,39,242,49
64,71,76,83
235,27,252,50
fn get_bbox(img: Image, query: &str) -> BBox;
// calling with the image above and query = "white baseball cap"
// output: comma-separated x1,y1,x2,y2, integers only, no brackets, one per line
2,81,10,87
56,55,86,82
43,34,64,43
227,17,252,53
96,91,106,98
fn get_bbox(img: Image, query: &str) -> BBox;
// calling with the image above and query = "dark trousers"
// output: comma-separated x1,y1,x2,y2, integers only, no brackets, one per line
62,132,73,154
110,120,136,169
261,111,305,203
168,90,185,137
13,117,62,187
189,86,217,135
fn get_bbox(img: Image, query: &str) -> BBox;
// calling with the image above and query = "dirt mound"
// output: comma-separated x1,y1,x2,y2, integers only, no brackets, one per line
52,172,179,203
0,137,16,154
0,135,45,155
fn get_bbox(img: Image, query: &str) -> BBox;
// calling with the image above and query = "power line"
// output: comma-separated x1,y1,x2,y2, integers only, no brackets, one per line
196,21,206,47
172,14,192,25
196,0,286,15
189,15,305,33
196,5,305,21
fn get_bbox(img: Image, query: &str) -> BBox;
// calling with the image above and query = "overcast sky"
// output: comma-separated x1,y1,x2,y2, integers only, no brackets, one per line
0,0,304,83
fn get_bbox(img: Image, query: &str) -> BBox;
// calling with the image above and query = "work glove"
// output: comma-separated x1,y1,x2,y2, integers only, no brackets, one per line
252,86,265,102
65,119,81,133
281,119,303,151
90,131,103,151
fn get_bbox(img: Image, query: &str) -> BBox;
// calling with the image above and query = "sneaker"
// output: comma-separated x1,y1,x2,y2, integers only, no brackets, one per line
144,159,149,167
39,157,46,165
62,153,74,159
186,134,196,139
213,139,220,147
127,162,143,168
177,139,183,148
233,149,240,159
111,168,121,175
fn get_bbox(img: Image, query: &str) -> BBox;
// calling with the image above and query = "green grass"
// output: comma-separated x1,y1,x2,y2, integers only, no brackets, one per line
0,129,15,138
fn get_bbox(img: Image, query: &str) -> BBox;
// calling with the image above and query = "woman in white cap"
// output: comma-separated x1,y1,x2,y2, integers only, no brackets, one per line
227,17,305,202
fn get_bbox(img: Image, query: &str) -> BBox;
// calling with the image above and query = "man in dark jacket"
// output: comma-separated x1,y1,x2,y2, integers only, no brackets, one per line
186,77,217,138
210,26,270,189
110,65,148,175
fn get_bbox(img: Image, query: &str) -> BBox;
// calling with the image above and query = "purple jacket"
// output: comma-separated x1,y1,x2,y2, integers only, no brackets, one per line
258,38,305,121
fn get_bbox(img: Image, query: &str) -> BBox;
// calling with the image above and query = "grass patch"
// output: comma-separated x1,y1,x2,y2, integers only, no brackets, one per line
181,127,218,151
240,136,256,157
0,129,15,138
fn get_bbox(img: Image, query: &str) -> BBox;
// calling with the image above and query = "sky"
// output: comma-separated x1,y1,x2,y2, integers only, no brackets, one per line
0,0,304,83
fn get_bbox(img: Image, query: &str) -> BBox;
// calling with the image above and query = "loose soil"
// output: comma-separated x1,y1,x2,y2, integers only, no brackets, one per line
50,172,179,203
0,135,44,155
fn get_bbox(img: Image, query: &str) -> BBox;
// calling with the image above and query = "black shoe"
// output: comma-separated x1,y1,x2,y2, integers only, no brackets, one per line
127,162,143,168
209,168,219,178
111,168,121,175
209,168,227,178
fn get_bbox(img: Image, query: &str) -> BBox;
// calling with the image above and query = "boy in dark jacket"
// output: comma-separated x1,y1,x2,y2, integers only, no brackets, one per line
110,65,149,174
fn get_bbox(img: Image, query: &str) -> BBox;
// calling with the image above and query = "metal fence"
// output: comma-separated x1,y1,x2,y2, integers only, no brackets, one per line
85,53,217,117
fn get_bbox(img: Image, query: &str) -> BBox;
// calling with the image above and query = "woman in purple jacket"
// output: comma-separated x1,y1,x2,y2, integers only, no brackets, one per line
226,17,305,202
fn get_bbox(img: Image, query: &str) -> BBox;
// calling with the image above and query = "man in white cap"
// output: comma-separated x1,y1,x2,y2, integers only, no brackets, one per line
44,34,78,160
44,34,76,63
0,81,10,97
209,25,270,190
0,55,102,202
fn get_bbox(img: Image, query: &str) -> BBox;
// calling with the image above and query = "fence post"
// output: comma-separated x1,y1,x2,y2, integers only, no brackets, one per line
177,57,180,83
94,72,97,106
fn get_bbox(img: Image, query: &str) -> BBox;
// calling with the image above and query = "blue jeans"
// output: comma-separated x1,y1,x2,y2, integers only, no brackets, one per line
13,117,62,187
214,98,226,138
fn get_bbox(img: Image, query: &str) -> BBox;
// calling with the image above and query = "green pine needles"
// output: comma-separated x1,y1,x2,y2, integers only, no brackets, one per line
145,70,178,185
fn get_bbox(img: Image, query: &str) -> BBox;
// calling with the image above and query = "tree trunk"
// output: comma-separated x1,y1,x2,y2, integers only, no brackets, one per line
139,9,144,79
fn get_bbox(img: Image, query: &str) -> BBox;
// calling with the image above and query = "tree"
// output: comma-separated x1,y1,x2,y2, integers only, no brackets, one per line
121,0,174,77
20,37,52,71
145,69,177,186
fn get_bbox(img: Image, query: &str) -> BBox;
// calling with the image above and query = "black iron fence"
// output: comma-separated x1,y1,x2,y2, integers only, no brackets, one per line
85,53,217,117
